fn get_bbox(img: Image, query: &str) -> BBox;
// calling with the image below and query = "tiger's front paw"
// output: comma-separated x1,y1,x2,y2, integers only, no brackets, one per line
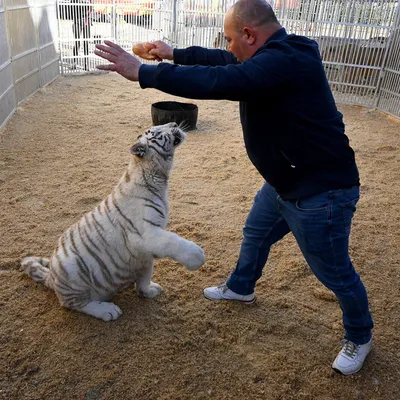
180,242,205,271
138,282,162,298
77,301,122,322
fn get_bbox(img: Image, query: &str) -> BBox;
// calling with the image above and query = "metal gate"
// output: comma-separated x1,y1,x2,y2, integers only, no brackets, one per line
375,10,400,119
56,0,400,119
57,0,174,72
56,0,235,72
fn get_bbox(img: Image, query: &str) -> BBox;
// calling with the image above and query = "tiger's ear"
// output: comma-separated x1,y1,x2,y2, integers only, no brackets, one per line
130,143,147,157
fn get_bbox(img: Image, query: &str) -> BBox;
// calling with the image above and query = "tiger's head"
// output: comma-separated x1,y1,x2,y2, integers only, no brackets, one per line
130,122,186,162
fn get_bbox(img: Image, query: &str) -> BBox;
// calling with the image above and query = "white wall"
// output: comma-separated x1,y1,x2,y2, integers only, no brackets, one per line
0,0,59,131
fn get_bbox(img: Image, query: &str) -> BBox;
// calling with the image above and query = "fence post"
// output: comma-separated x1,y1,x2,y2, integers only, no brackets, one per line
112,0,117,43
0,0,17,130
34,0,43,88
56,0,64,74
172,0,177,46
374,2,400,110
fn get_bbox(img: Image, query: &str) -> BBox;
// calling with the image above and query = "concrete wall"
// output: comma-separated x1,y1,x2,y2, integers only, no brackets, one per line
0,0,59,130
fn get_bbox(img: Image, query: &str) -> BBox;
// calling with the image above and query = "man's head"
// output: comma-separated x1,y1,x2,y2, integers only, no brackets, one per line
224,0,281,62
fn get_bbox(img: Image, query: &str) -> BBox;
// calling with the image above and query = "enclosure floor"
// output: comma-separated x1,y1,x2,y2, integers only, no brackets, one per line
1,74,399,400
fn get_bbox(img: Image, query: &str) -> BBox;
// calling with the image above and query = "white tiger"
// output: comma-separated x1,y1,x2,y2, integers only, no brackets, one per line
21,122,205,321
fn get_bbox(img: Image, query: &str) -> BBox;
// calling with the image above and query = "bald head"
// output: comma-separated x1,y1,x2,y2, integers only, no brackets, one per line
223,0,281,62
229,0,279,31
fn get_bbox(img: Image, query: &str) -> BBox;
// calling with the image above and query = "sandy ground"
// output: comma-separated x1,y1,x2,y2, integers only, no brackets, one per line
0,73,399,400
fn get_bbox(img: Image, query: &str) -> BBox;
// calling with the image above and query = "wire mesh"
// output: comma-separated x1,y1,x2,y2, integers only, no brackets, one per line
56,0,400,119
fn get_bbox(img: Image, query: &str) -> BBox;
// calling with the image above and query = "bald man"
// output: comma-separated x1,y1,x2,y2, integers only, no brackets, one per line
95,0,373,376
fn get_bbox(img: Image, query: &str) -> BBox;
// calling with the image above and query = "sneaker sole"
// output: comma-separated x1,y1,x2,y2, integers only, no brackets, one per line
331,364,363,376
203,293,256,304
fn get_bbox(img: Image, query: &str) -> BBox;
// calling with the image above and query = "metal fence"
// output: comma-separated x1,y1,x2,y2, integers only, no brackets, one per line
0,0,59,130
56,0,400,119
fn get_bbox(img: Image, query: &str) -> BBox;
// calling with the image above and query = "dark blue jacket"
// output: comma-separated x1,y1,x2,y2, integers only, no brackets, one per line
139,28,359,199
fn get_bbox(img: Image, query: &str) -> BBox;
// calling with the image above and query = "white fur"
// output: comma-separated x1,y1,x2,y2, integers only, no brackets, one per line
21,123,205,321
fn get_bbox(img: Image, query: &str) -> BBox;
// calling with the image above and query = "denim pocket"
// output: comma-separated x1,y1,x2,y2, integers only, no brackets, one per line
295,194,329,212
340,197,359,235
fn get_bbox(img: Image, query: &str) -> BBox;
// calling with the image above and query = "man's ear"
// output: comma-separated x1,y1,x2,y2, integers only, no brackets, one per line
130,143,147,157
243,27,256,45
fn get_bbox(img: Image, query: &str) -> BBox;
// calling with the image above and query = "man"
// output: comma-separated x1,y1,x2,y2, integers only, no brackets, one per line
94,0,373,375
72,0,92,70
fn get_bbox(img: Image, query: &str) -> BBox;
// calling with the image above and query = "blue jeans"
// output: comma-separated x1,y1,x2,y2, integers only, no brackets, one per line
227,182,373,345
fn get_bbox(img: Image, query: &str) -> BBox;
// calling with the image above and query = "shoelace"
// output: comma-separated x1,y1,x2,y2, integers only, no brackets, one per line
217,282,228,293
341,340,360,359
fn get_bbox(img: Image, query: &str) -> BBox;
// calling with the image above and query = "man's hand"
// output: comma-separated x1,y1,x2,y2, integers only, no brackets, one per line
95,40,142,81
148,40,174,61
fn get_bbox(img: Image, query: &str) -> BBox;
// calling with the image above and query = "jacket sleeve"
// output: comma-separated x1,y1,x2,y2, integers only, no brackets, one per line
173,47,239,66
139,46,292,101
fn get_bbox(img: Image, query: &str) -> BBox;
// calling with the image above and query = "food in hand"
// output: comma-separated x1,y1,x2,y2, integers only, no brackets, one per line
132,42,157,60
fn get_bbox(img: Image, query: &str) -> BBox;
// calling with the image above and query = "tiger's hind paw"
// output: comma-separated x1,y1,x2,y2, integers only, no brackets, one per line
77,301,122,322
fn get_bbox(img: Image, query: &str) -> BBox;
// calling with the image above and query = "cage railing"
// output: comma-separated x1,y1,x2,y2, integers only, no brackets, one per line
56,0,400,119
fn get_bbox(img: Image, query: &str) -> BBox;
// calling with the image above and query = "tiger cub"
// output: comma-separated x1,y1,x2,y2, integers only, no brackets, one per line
21,122,205,321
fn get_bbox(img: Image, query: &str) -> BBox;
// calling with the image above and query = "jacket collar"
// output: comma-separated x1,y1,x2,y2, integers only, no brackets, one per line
266,27,288,43
252,27,288,58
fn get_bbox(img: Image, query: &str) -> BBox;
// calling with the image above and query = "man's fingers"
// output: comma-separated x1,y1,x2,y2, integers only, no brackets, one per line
94,50,118,63
148,49,162,62
95,44,121,57
103,40,125,53
95,41,127,57
96,64,118,71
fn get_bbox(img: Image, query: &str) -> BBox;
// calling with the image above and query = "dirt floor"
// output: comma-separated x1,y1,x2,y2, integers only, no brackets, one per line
0,73,399,400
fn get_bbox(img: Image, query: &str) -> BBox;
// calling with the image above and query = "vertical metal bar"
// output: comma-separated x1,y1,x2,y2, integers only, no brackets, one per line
34,0,43,87
112,0,117,43
376,1,400,110
56,0,65,74
72,0,76,73
172,0,177,45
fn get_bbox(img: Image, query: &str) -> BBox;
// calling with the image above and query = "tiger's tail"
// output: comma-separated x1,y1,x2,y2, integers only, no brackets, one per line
21,256,52,288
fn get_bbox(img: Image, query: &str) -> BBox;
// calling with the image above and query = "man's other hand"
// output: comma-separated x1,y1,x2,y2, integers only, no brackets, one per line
95,40,142,81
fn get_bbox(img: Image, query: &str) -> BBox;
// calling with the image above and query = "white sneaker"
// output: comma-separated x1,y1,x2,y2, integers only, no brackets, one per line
332,338,372,375
203,283,255,304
